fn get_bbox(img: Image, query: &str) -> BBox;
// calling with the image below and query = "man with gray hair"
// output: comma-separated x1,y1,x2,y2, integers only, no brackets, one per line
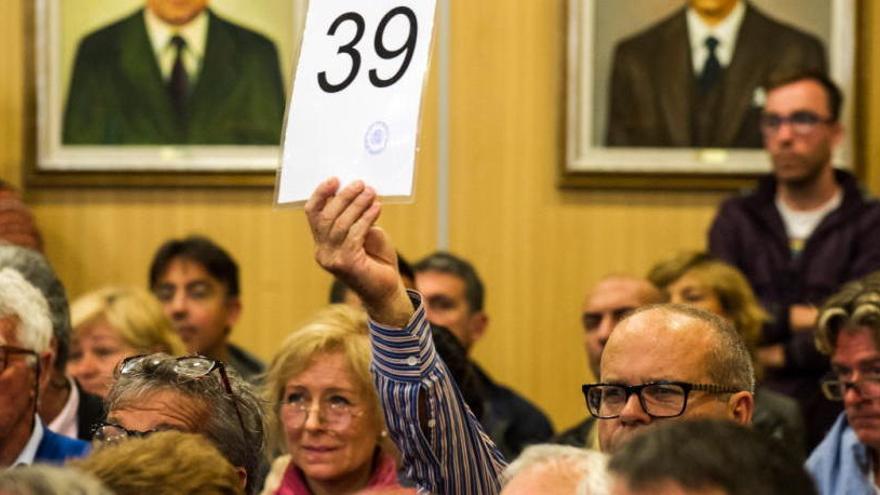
501,444,609,494
302,179,757,493
807,272,880,493
100,352,266,494
0,267,89,467
0,244,104,440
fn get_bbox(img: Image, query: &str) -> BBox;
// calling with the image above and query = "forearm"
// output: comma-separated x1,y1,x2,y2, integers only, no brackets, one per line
369,293,505,494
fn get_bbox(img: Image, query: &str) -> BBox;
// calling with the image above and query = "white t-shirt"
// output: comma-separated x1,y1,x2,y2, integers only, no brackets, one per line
776,191,842,255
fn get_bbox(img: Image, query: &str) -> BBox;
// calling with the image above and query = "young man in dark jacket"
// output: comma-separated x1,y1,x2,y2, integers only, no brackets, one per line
708,69,880,450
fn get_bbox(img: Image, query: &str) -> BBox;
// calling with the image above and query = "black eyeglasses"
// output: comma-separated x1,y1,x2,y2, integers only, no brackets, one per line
582,381,740,419
0,345,37,372
760,110,835,136
116,355,247,437
820,371,880,401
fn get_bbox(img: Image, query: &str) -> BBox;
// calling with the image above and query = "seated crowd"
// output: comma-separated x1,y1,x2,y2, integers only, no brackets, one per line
2,69,879,495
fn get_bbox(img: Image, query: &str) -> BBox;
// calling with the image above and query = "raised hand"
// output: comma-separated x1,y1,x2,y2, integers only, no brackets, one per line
305,178,414,327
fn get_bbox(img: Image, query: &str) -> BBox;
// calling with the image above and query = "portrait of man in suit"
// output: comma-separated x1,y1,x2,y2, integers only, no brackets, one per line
63,0,286,145
605,0,826,149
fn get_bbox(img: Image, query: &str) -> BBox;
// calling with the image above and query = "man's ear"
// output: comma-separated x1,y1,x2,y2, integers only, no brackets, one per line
224,297,242,330
37,350,54,391
467,312,489,345
47,336,59,372
727,391,754,425
235,466,248,490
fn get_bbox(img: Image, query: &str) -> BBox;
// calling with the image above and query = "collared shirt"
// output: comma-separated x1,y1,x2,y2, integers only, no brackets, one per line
13,418,44,467
143,8,209,83
369,291,506,494
686,0,746,73
47,376,80,439
806,412,877,494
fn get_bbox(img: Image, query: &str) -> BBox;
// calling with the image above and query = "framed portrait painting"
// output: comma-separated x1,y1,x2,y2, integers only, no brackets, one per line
563,0,861,189
27,0,307,187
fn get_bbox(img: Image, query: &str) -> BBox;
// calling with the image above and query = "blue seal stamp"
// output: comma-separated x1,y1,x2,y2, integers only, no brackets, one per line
365,121,389,155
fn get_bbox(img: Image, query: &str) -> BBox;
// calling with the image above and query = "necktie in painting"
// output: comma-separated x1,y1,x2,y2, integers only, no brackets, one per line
699,36,722,93
168,35,189,118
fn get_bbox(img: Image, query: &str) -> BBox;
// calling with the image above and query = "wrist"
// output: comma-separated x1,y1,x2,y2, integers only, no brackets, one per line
364,283,414,328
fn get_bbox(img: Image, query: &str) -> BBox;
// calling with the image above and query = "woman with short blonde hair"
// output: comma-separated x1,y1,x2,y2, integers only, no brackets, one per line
262,304,400,495
67,286,185,398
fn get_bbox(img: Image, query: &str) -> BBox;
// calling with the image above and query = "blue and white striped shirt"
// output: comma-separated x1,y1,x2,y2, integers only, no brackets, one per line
369,291,507,494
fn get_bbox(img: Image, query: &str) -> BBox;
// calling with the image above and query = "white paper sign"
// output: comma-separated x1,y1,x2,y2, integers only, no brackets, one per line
276,0,436,205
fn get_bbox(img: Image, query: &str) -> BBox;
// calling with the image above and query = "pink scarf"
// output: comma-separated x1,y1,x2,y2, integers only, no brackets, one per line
275,451,400,495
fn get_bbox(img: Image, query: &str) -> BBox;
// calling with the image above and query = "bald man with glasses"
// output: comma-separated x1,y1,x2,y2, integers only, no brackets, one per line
708,69,880,450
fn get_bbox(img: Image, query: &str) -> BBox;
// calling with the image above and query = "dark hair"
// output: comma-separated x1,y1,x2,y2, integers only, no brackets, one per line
766,68,844,122
431,325,485,419
329,252,414,304
816,271,880,354
609,419,817,495
149,236,239,297
414,252,484,312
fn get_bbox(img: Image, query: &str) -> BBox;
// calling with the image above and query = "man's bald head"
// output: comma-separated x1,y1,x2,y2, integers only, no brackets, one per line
582,275,662,376
597,304,754,452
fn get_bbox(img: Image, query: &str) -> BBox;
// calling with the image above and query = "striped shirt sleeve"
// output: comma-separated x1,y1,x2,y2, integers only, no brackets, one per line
369,291,507,494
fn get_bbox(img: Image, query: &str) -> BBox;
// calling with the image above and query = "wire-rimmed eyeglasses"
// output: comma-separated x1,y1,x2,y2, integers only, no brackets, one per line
281,392,365,431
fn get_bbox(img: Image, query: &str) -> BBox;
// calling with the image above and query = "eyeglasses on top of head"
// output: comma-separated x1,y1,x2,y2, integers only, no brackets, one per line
759,110,835,136
581,381,741,419
820,371,880,401
116,354,247,438
0,345,37,372
281,393,366,430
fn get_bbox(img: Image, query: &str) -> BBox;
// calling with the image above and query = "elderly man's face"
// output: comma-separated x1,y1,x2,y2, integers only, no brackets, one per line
147,0,209,26
107,389,207,434
582,277,657,377
0,317,38,451
832,327,880,450
597,309,748,452
763,79,842,186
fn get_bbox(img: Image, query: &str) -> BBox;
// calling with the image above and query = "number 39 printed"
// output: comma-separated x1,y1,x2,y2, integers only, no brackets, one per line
317,7,418,93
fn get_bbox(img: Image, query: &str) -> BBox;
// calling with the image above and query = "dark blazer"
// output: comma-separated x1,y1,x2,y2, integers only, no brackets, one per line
34,427,90,464
606,3,826,148
76,381,106,441
63,8,285,145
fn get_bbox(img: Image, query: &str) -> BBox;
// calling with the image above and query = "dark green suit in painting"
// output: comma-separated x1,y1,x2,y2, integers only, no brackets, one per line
63,9,285,145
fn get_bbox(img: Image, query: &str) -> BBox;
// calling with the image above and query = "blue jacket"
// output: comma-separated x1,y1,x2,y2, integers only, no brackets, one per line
34,428,90,464
806,413,875,494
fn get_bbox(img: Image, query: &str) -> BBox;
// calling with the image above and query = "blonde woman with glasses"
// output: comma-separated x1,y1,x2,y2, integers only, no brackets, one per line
261,305,402,495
